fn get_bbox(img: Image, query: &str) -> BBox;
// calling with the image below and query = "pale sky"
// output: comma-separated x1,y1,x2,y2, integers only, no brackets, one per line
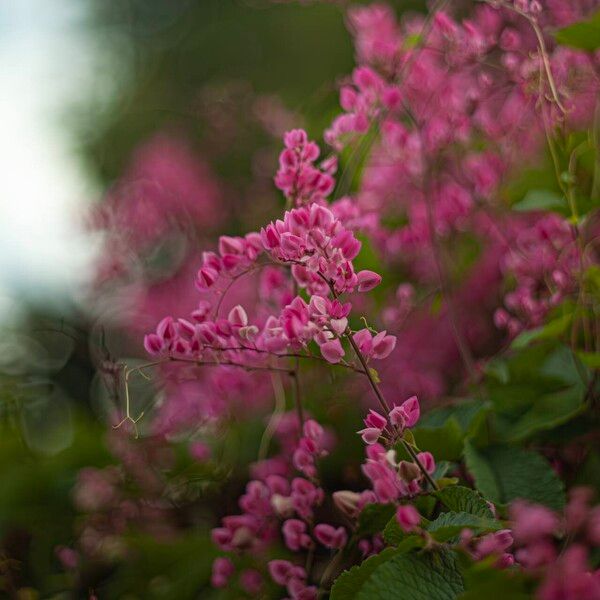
0,0,105,321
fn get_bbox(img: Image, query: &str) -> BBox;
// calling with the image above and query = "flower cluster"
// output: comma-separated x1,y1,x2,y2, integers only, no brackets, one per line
145,131,392,378
210,415,349,599
275,128,337,207
356,396,437,502
494,214,582,335
357,395,419,445
509,488,600,599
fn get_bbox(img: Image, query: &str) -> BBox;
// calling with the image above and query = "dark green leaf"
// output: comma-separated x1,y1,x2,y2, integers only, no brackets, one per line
357,503,396,537
426,511,502,542
511,313,573,350
435,486,494,518
413,418,464,461
331,548,464,599
460,562,530,600
463,442,565,510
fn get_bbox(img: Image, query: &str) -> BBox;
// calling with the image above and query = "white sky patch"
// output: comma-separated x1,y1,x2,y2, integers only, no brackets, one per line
0,0,103,319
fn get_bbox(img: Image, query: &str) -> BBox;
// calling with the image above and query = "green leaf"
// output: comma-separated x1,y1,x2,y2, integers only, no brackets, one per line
511,313,573,350
576,351,600,369
417,400,488,433
504,386,584,442
463,442,565,510
426,511,502,542
357,503,396,537
435,486,494,518
555,9,600,51
331,548,464,599
331,548,398,599
460,562,530,600
487,345,586,442
512,189,566,212
412,417,464,461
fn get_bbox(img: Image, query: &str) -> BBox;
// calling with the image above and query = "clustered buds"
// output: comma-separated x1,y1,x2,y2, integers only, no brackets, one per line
494,215,582,336
210,415,351,600
357,395,420,446
355,396,437,503
275,128,337,206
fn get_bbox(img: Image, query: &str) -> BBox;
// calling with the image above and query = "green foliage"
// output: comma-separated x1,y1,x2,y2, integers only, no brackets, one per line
106,533,217,599
384,506,500,546
357,503,397,537
510,313,573,350
412,400,490,461
425,511,502,542
435,486,494,518
511,189,567,212
486,344,587,442
331,547,464,600
459,562,531,600
463,442,565,510
555,10,600,50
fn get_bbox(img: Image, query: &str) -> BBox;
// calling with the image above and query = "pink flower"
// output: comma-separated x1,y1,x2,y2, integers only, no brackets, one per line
189,441,210,462
416,451,435,474
314,524,348,549
396,505,421,532
352,329,396,361
240,569,263,594
211,557,235,588
389,396,420,429
371,331,396,359
510,501,559,544
282,519,312,551
358,427,382,445
228,305,248,328
364,409,387,429
268,560,306,586
356,270,382,292
143,333,163,355
320,339,345,364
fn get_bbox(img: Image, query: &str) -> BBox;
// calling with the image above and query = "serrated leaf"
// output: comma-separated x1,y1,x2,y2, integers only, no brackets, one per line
330,540,421,598
555,9,600,51
463,442,565,510
435,486,493,518
360,548,464,599
332,548,464,599
426,511,502,542
331,548,398,599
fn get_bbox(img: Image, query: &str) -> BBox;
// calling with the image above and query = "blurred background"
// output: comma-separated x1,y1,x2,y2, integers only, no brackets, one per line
0,0,376,597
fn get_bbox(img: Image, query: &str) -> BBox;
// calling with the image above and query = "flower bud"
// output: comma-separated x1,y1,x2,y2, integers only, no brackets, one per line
398,460,421,482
